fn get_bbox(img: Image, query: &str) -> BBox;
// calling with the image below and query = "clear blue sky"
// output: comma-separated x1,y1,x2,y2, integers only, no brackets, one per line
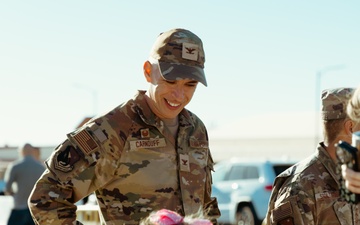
1,1,360,146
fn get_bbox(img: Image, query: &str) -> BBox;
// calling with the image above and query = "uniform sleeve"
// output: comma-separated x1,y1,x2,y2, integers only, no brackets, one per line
28,138,94,224
29,123,121,225
264,178,315,225
204,149,221,223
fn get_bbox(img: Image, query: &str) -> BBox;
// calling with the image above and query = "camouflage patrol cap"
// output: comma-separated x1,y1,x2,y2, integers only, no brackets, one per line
149,28,207,86
321,87,354,120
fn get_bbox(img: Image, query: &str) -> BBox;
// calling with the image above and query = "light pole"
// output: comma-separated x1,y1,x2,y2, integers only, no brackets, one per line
73,83,98,116
314,64,346,148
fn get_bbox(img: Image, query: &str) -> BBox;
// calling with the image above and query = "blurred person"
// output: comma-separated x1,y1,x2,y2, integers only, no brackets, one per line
341,86,360,194
31,147,41,162
28,28,220,224
140,208,212,225
264,87,360,225
4,143,45,225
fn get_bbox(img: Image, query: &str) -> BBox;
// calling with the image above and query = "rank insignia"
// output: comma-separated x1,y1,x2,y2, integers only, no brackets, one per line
179,154,190,172
182,42,198,61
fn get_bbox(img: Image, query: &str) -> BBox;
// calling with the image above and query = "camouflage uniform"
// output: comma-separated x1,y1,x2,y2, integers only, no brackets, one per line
29,90,220,224
265,145,360,225
265,87,359,225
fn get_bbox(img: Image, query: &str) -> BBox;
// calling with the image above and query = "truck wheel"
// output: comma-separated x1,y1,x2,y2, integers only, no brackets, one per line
236,205,256,225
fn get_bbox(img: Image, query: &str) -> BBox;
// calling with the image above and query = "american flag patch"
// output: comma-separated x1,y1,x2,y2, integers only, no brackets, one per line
73,129,98,155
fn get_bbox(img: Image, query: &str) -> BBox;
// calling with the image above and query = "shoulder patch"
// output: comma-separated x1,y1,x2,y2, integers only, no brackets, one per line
73,129,99,155
53,145,81,173
272,201,293,224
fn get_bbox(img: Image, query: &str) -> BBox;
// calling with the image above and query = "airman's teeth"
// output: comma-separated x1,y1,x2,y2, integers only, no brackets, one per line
167,100,180,107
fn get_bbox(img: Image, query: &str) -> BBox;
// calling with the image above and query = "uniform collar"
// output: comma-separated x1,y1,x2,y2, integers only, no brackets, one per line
317,142,339,183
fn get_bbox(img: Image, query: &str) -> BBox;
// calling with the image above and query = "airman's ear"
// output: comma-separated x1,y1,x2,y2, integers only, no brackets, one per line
143,61,152,82
344,119,354,135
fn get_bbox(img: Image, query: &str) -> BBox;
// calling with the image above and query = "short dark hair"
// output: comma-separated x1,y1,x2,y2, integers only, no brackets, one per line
323,117,347,143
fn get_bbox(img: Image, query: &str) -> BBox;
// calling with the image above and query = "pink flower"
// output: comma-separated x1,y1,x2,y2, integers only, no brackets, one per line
149,209,184,225
147,209,213,225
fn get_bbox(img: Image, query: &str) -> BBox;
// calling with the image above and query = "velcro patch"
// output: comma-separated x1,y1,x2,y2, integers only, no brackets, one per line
182,42,198,61
272,201,293,224
180,154,190,172
140,128,150,138
94,128,107,143
130,138,166,150
73,129,98,155
53,145,81,173
315,191,336,201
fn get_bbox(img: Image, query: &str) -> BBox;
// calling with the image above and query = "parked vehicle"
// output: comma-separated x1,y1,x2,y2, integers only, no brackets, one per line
212,157,297,225
0,179,5,195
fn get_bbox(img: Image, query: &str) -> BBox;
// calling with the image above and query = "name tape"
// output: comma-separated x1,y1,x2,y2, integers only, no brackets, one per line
130,138,166,150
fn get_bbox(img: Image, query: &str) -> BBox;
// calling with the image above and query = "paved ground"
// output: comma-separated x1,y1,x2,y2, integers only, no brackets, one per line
0,196,12,225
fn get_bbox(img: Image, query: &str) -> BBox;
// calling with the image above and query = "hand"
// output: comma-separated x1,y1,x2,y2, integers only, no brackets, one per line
341,164,360,194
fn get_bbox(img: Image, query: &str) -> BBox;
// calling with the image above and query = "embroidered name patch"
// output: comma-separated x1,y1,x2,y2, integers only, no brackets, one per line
315,191,336,200
130,138,166,150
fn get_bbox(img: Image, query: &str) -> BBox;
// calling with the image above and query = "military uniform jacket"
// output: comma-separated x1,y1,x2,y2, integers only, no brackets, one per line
29,90,220,225
264,143,360,225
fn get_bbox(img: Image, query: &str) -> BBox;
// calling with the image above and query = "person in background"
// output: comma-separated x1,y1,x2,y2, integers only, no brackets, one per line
4,143,45,225
31,147,41,162
341,86,360,194
28,28,220,224
264,87,360,225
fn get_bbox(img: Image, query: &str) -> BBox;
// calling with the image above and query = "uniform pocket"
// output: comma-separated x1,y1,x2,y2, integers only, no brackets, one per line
333,201,353,225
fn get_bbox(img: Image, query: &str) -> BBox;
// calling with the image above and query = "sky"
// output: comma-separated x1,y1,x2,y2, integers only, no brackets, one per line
1,1,360,147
